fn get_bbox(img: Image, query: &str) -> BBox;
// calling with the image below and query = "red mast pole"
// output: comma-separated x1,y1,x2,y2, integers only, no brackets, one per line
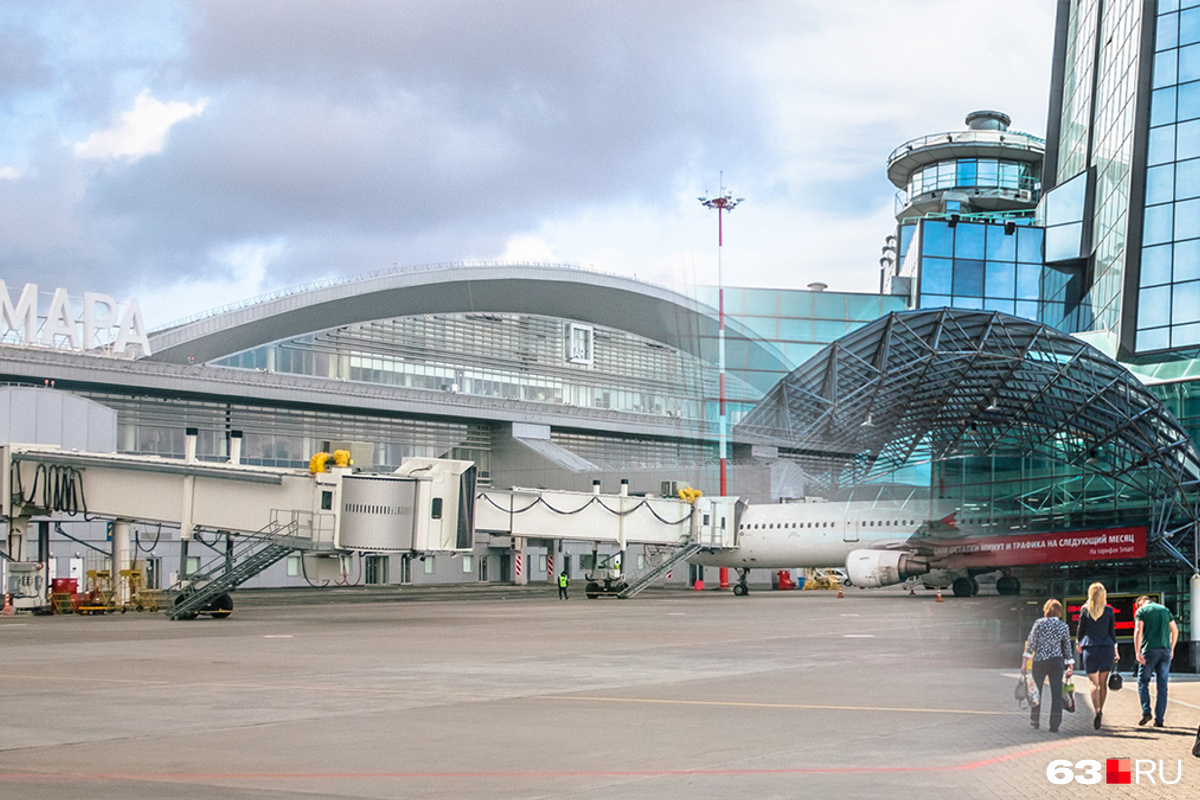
699,180,743,590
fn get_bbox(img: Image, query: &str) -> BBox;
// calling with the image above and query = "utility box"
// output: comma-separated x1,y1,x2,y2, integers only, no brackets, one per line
7,561,47,610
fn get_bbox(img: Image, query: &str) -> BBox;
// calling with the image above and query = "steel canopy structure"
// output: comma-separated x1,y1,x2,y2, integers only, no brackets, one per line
736,309,1200,555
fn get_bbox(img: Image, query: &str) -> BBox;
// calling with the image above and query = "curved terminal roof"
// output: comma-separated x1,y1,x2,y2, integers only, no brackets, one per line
146,262,783,377
736,309,1200,540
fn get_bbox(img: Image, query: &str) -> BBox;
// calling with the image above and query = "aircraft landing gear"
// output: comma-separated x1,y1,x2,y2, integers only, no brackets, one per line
996,575,1021,596
951,577,979,597
733,569,750,596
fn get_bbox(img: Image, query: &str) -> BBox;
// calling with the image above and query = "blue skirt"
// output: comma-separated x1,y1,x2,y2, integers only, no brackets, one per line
1081,645,1116,674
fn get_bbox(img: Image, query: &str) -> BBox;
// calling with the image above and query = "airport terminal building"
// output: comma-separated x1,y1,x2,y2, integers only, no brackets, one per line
0,265,902,590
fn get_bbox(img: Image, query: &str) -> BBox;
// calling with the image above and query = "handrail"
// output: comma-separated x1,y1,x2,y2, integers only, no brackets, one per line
888,129,1045,163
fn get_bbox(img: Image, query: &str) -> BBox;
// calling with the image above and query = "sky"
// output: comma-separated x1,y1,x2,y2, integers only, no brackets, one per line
0,0,1058,329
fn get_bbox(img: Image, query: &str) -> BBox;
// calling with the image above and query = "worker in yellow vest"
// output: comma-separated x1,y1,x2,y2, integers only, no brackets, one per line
558,570,569,600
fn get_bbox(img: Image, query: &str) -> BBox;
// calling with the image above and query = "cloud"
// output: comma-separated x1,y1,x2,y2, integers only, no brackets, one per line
0,0,1058,326
74,89,209,162
0,167,18,181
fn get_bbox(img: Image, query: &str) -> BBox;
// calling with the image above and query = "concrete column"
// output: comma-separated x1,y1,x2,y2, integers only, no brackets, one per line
112,519,131,604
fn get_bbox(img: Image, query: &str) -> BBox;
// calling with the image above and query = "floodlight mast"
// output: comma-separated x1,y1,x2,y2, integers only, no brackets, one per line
698,179,743,591
698,181,743,498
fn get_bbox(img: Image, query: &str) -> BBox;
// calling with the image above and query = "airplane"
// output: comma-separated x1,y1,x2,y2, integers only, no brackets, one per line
688,495,1022,598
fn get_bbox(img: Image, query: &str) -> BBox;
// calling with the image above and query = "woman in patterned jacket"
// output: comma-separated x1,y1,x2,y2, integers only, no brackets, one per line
1022,598,1075,733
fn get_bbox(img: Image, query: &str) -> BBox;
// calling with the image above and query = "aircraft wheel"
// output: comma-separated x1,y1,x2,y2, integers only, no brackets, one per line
969,578,980,597
951,577,974,598
996,576,1021,596
585,582,600,600
733,584,748,596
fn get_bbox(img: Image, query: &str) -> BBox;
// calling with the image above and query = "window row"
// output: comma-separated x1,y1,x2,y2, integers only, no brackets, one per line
1156,5,1200,56
918,295,1040,320
922,220,1043,263
904,159,1038,200
1145,157,1200,204
1139,240,1200,287
919,257,1042,300
1138,279,1200,328
1136,323,1200,352
1143,196,1200,244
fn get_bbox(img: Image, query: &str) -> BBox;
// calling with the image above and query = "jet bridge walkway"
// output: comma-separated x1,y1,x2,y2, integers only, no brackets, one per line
475,485,741,597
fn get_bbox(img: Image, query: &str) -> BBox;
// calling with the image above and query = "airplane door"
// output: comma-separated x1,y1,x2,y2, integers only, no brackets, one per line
843,511,860,543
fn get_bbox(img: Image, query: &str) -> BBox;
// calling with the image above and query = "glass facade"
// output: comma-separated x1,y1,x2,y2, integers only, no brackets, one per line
1139,0,1200,351
215,312,717,425
898,158,1040,212
911,219,1057,322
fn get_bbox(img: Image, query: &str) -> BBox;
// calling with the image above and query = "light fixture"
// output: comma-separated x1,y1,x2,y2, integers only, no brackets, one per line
985,396,999,412
860,413,876,428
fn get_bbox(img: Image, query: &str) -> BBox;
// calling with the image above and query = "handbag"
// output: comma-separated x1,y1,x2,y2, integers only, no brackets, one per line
1014,677,1028,703
1108,671,1123,691
1063,681,1076,713
1023,670,1041,707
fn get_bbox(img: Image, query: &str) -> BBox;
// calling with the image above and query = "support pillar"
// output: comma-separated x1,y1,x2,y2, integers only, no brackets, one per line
513,537,527,586
112,519,131,604
1191,572,1200,674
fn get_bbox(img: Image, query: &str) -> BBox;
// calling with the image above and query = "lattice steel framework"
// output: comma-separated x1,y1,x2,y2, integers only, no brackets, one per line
736,309,1200,552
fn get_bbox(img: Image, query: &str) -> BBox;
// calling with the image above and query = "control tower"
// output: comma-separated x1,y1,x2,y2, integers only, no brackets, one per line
886,110,1044,222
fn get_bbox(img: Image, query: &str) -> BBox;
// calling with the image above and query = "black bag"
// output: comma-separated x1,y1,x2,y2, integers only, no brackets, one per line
1108,671,1123,691
1192,725,1200,758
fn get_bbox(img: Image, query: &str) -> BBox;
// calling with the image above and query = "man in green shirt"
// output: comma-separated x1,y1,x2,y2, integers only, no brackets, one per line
1134,595,1179,727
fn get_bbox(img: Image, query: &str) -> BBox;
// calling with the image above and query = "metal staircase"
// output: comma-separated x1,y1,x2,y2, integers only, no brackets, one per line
167,519,311,620
617,541,705,599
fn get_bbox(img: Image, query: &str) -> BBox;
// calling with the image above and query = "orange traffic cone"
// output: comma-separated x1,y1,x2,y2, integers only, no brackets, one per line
693,579,705,591
836,587,844,598
935,589,943,603
1,594,12,615
909,588,916,597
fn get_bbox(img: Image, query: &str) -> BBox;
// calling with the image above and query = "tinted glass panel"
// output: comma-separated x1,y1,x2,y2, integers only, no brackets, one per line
1045,171,1088,225
1017,227,1043,263
923,220,953,257
1175,281,1200,323
1046,222,1084,260
1138,327,1171,351
1016,264,1041,299
1176,238,1200,281
920,256,952,291
1145,204,1175,245
1184,7,1200,45
1156,49,1179,88
1147,164,1176,204
1160,11,1180,51
1141,285,1173,327
953,223,985,259
1142,244,1173,286
1184,45,1200,83
1178,197,1200,240
1181,119,1200,160
985,261,1016,298
985,225,1017,261
1153,87,1178,127
1149,126,1177,165
951,295,984,310
1178,158,1200,199
952,260,984,296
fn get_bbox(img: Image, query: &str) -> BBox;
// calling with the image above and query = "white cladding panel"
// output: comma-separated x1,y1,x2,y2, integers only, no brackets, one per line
338,474,418,551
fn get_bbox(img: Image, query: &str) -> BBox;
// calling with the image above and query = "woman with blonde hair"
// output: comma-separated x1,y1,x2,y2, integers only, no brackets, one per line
1076,581,1119,729
1022,598,1074,733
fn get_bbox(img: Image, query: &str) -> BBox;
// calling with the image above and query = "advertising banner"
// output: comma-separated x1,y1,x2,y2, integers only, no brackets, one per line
925,525,1146,569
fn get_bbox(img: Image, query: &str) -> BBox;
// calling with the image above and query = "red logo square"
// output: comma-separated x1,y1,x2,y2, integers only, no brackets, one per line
1106,758,1131,784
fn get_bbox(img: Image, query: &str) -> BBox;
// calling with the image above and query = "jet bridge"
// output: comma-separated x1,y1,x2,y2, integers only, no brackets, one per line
475,482,741,597
1,441,475,618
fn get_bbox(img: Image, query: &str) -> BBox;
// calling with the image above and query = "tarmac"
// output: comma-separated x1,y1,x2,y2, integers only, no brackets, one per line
1,583,1198,799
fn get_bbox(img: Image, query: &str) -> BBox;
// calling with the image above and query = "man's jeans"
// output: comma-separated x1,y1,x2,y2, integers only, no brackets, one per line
1138,647,1172,723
